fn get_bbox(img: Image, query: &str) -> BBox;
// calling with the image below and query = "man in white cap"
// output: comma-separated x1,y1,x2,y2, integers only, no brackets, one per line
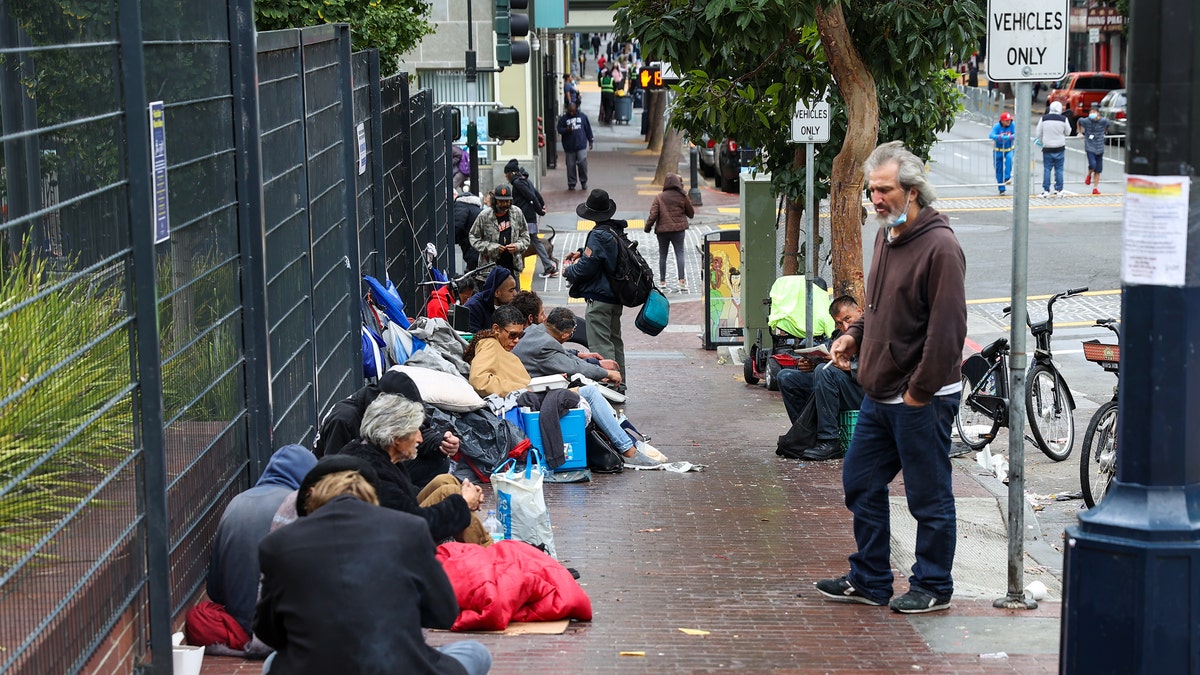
1035,101,1071,197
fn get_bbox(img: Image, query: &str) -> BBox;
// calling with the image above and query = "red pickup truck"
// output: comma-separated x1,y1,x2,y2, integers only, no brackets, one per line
1047,72,1125,120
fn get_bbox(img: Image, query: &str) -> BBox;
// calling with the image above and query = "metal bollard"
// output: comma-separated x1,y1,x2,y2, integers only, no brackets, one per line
688,146,703,206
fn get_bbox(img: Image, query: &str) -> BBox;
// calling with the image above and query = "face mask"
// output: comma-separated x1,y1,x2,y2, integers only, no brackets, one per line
881,196,913,230
1089,112,1099,120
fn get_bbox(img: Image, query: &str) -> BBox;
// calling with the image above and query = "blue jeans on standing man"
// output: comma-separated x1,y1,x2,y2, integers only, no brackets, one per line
993,149,1013,193
1042,147,1065,193
841,393,960,604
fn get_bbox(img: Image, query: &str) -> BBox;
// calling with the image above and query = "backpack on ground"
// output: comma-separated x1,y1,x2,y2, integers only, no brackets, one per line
595,222,655,307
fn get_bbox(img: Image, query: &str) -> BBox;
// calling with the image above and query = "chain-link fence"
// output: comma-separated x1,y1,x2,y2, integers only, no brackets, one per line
0,3,452,672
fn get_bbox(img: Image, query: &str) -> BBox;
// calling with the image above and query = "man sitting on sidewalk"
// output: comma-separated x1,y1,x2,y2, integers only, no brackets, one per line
777,295,865,461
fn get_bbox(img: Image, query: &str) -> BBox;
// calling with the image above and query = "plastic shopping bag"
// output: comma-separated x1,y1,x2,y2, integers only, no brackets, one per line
491,448,556,558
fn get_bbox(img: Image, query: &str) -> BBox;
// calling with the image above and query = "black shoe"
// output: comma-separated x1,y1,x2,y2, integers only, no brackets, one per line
581,183,587,190
801,439,843,461
568,186,576,191
889,589,951,614
814,576,885,606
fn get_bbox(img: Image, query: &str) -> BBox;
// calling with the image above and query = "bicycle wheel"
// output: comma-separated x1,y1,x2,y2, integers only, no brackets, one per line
1026,364,1075,461
956,373,1001,450
1080,400,1119,508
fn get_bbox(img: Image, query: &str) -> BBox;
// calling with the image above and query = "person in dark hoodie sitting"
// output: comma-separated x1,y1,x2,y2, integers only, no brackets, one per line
339,394,493,545
191,444,317,655
314,369,461,490
464,265,517,332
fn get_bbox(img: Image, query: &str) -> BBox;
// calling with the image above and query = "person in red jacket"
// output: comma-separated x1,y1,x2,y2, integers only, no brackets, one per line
816,141,966,615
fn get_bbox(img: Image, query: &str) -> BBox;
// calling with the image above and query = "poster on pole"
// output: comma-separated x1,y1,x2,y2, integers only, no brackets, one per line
1122,175,1189,287
148,101,170,244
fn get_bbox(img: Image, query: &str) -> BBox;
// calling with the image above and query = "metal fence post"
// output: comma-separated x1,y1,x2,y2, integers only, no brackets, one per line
116,0,171,669
369,50,388,281
336,24,363,395
229,0,273,473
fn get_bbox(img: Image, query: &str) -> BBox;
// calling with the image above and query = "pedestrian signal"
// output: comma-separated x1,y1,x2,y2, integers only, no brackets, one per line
638,67,664,90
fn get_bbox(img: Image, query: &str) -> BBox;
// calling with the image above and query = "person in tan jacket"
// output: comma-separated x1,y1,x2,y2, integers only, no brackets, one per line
644,172,695,293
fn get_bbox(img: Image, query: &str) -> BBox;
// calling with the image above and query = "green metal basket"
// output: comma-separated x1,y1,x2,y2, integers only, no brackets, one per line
838,410,860,452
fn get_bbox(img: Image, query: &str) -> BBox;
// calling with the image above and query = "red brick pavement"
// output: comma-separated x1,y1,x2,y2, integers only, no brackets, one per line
197,107,1062,675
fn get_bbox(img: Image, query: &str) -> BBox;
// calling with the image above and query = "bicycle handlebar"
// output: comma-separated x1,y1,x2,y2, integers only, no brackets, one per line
417,262,496,286
1065,286,1089,296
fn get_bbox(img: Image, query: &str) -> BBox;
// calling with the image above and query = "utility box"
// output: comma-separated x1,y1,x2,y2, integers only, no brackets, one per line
739,172,775,354
487,106,521,142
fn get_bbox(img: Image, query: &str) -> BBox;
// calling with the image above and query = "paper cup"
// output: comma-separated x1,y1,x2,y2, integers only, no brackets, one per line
172,645,204,675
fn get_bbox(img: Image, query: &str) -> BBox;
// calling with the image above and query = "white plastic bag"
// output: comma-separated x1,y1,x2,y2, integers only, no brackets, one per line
491,448,556,558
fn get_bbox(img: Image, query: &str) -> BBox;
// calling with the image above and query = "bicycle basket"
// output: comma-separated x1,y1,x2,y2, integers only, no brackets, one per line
1082,339,1120,372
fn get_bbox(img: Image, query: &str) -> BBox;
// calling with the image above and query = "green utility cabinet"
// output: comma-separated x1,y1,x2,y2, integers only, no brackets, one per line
739,172,775,354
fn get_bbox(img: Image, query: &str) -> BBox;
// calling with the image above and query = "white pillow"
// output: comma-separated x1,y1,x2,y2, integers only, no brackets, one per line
390,365,486,413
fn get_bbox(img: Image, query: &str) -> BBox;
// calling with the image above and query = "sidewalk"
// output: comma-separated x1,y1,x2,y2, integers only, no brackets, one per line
199,84,1064,675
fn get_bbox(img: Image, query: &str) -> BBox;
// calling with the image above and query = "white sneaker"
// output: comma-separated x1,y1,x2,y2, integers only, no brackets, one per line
677,282,688,294
1040,191,1050,198
637,440,667,463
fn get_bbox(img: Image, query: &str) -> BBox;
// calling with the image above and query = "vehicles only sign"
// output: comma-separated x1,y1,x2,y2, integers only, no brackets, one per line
985,0,1069,81
790,96,830,144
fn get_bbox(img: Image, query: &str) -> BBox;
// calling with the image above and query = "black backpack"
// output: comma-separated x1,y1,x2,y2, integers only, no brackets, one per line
594,222,654,307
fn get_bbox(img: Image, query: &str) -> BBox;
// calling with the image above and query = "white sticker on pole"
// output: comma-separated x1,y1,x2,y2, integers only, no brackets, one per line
985,0,1069,82
1122,175,1189,287
790,97,830,144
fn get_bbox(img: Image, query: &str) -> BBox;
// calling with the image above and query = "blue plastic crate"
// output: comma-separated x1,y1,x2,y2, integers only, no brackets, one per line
520,407,588,471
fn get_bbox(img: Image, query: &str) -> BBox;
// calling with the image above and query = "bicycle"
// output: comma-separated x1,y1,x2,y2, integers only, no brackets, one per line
1079,319,1120,508
955,287,1087,461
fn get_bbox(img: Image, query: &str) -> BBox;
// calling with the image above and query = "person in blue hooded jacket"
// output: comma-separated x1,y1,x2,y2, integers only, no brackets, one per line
989,112,1015,195
563,189,628,388
464,266,517,332
206,444,317,638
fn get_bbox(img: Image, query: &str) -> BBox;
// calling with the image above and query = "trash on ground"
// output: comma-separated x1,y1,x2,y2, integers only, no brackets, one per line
979,651,1009,659
625,461,706,472
678,628,710,636
619,651,646,657
975,445,1008,482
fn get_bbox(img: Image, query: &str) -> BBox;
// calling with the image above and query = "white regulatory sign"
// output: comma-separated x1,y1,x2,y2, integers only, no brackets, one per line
985,0,1069,82
791,97,830,144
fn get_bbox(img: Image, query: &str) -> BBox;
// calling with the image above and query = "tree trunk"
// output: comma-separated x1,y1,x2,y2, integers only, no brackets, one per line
653,122,685,186
782,145,805,276
646,91,665,151
815,2,877,303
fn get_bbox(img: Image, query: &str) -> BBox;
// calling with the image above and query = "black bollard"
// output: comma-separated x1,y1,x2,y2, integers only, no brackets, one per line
688,146,703,207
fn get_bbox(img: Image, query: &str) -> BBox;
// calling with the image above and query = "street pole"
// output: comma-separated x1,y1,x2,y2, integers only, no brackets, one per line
688,146,702,207
994,80,1036,611
803,141,815,344
1061,0,1200,670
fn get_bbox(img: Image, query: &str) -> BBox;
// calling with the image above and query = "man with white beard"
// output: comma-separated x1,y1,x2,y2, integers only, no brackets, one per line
815,141,967,615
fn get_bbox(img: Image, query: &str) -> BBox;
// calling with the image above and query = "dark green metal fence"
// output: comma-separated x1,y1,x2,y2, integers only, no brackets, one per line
0,2,453,671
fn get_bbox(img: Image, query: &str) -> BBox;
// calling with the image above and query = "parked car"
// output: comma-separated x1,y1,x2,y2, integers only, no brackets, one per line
695,136,717,178
715,139,755,193
1097,88,1127,139
1047,71,1124,127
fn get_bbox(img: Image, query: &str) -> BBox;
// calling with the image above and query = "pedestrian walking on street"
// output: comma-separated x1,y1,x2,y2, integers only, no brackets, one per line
1077,102,1111,194
1036,101,1071,197
563,73,581,109
643,172,694,293
816,141,967,614
563,189,630,391
505,160,557,278
989,112,1015,195
469,184,530,287
598,67,615,125
556,103,593,191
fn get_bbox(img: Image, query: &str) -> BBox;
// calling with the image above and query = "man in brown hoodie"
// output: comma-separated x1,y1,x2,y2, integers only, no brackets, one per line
815,141,967,615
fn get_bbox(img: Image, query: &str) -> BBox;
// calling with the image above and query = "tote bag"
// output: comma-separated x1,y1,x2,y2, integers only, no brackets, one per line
491,448,556,557
635,287,670,336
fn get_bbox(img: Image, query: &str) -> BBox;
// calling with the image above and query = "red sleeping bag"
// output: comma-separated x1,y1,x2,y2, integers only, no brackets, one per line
436,540,593,631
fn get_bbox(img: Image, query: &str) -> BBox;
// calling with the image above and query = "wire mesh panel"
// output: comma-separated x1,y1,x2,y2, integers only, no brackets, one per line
352,50,385,281
381,72,416,301
1,2,144,672
300,26,359,431
142,0,254,621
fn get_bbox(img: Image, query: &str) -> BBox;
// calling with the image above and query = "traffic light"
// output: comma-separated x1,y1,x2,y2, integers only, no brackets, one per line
638,66,665,90
494,0,531,67
488,107,521,142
